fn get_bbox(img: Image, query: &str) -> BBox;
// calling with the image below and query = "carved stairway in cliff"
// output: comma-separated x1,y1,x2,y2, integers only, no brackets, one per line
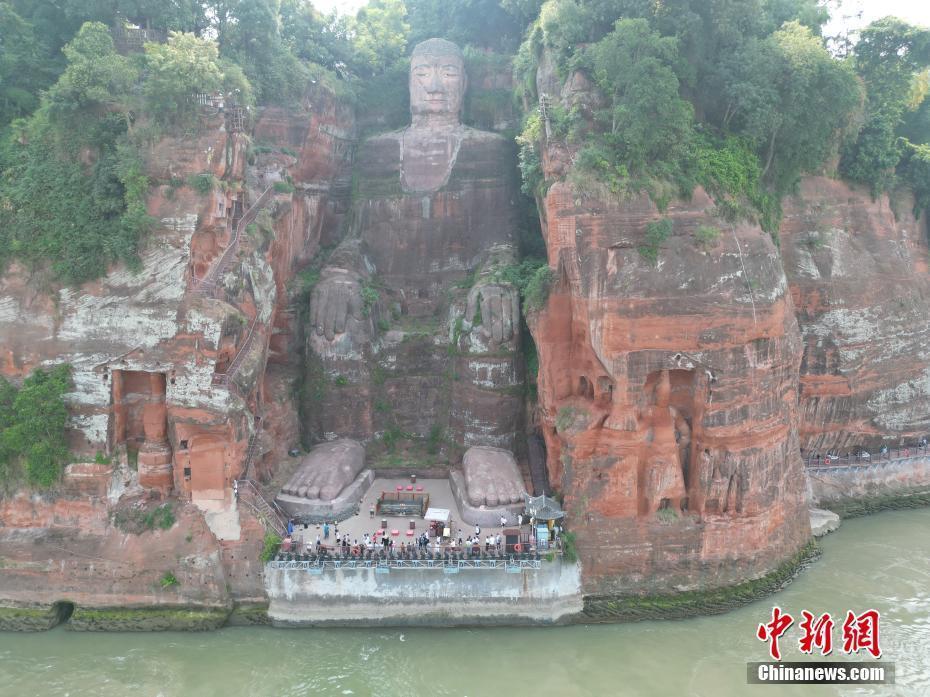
237,478,288,536
211,314,260,387
329,164,354,203
527,433,551,496
233,418,289,536
192,185,275,296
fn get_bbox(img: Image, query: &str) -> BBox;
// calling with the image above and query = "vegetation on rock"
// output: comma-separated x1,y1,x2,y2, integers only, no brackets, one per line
0,364,72,489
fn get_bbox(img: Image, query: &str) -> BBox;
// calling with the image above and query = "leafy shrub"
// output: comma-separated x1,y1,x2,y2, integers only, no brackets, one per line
560,530,577,563
273,179,295,194
143,32,223,128
112,503,175,534
187,173,216,195
260,533,282,564
361,284,379,316
160,571,179,588
638,218,673,265
0,365,71,489
427,424,445,455
524,264,555,312
656,506,679,524
694,225,721,250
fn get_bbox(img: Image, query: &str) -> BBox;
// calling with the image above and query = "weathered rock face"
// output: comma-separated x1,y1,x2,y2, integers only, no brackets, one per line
303,40,524,461
530,174,811,595
0,84,352,621
779,177,930,452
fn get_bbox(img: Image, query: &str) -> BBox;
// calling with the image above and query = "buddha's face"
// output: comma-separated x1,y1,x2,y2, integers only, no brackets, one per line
409,52,466,120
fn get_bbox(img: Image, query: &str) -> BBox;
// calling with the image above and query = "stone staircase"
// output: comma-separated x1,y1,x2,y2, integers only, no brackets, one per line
211,313,261,387
192,185,275,296
236,478,287,537
527,433,551,496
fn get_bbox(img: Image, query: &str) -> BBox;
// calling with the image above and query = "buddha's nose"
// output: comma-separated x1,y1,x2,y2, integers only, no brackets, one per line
428,71,442,92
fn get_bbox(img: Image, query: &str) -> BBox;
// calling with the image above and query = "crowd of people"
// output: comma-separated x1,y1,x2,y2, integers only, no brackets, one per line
284,519,517,557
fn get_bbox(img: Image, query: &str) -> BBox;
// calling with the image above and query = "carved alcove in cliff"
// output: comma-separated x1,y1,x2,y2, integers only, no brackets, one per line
111,370,173,492
638,368,710,516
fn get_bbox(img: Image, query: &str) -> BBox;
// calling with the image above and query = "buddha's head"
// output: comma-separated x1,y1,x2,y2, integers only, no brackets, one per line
409,38,466,125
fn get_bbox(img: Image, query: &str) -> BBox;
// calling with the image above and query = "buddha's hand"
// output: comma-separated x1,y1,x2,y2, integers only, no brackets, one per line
466,280,520,345
309,268,365,341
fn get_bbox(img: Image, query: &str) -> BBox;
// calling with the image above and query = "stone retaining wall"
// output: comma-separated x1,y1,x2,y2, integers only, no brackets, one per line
265,559,582,627
806,456,930,517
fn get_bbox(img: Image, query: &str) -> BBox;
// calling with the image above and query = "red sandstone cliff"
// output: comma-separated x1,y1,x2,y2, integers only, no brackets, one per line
0,86,354,621
528,67,811,597
779,177,930,452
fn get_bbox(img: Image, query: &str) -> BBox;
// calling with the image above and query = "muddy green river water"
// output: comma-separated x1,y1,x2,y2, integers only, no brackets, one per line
1,507,928,696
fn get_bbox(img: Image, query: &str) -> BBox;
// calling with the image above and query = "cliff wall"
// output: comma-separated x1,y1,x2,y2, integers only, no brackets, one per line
530,180,810,597
779,176,930,452
0,86,354,625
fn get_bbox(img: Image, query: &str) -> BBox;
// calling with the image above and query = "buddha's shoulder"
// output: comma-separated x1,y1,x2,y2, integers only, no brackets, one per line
357,131,402,173
459,126,506,144
362,129,404,148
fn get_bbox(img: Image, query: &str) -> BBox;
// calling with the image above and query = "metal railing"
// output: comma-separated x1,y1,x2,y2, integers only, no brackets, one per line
236,477,288,536
268,557,544,572
192,185,274,295
211,313,260,386
805,443,929,469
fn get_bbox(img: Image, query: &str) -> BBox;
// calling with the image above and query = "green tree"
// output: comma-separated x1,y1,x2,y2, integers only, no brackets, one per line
44,22,138,138
733,22,860,190
351,0,410,76
841,17,930,192
0,3,53,127
144,31,223,127
587,18,694,179
0,365,71,489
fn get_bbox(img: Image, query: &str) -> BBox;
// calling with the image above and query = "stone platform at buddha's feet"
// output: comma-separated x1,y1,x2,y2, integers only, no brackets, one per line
450,446,527,526
276,439,373,522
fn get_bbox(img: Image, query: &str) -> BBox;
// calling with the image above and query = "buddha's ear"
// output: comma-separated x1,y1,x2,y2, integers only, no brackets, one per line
461,72,468,115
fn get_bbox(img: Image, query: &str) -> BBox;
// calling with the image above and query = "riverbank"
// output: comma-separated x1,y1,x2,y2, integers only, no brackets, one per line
3,508,928,696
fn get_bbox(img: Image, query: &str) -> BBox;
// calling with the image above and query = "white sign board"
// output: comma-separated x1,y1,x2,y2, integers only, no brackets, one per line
424,507,451,523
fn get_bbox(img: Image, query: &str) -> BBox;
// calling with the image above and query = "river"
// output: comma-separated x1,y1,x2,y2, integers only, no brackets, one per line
1,508,928,696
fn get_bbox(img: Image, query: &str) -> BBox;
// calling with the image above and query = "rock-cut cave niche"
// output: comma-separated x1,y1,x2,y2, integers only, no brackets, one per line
110,370,173,492
640,368,701,515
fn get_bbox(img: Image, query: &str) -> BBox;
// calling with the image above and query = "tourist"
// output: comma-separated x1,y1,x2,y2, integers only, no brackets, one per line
323,522,330,539
495,533,501,550
500,514,507,527
287,519,294,536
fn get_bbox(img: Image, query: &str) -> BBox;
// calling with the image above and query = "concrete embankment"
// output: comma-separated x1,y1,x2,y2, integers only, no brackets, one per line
806,456,930,518
266,561,583,627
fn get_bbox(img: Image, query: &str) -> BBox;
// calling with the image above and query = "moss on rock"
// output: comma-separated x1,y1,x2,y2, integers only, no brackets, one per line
226,601,271,626
67,606,230,632
581,540,821,622
0,604,63,631
821,487,930,519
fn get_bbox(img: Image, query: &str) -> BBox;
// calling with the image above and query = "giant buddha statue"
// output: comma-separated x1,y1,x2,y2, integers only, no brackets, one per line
304,39,524,465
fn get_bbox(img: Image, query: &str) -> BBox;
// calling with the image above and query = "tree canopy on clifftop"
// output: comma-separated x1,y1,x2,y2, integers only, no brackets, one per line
1,0,930,285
